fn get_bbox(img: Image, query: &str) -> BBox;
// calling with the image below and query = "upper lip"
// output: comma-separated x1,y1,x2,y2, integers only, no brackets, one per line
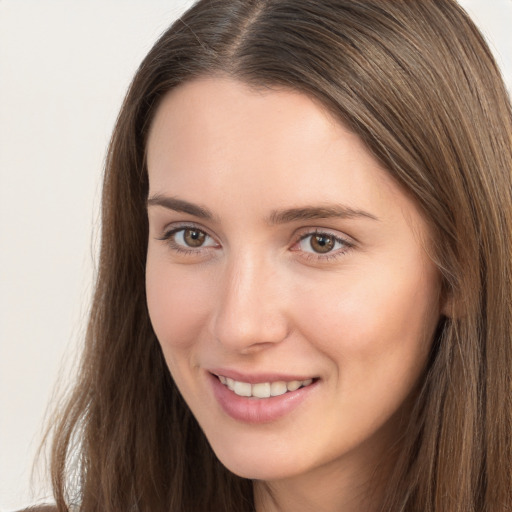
208,368,317,384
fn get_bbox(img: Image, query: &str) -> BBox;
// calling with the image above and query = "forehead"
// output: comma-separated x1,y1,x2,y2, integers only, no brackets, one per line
146,77,422,231
147,77,344,176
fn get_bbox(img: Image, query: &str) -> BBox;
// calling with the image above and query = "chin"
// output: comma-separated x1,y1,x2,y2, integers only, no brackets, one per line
221,456,303,481
206,432,315,481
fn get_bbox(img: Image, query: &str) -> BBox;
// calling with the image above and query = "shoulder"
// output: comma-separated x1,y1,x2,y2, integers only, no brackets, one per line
18,506,58,512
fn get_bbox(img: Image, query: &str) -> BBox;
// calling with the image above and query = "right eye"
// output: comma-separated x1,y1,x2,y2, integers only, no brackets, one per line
159,226,219,253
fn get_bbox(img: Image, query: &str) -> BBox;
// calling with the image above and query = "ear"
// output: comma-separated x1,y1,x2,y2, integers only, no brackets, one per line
439,284,461,319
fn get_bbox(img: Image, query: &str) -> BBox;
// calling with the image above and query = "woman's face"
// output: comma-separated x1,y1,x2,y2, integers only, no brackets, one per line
146,77,442,484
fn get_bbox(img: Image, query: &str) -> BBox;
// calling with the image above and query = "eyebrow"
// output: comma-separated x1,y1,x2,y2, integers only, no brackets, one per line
147,195,216,220
266,205,379,224
147,194,379,224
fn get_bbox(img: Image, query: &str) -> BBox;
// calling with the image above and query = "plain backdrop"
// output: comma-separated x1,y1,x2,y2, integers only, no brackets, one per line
1,1,511,510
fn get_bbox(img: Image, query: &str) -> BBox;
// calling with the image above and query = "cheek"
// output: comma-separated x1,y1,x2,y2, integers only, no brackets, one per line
146,258,215,355
293,263,440,446
293,258,440,389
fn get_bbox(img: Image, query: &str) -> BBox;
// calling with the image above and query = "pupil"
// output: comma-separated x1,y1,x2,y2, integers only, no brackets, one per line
184,229,205,247
311,234,334,253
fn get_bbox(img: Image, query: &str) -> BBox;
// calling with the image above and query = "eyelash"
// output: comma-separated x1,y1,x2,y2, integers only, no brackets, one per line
157,225,354,261
157,225,219,256
292,230,354,261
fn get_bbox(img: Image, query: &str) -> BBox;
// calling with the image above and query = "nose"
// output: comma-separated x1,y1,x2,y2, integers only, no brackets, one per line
212,252,290,353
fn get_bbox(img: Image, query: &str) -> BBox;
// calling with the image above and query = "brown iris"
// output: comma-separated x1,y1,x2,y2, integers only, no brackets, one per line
310,234,335,253
183,228,206,247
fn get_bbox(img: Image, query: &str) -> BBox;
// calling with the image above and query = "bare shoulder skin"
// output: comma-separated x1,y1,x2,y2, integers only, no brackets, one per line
19,506,57,512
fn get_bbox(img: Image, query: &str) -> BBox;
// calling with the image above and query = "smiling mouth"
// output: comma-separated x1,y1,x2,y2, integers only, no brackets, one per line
215,374,316,399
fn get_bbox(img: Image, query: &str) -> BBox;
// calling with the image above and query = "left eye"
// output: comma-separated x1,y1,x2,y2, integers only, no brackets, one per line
297,232,348,254
170,228,217,248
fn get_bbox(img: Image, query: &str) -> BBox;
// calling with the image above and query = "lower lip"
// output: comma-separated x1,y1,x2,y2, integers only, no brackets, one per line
209,373,318,424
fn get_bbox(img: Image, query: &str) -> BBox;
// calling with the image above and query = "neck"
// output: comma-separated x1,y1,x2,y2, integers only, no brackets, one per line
254,474,381,512
253,425,400,512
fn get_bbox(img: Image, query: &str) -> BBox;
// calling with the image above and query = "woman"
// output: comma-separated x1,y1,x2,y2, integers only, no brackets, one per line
41,0,512,511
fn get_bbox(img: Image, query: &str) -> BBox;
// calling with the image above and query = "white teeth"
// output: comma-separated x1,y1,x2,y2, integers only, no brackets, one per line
252,382,271,398
286,380,301,392
218,375,314,398
233,381,252,397
270,381,287,397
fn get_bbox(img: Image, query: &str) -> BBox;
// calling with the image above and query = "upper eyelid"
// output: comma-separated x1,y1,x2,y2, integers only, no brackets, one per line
152,211,355,238
157,226,218,254
161,226,218,245
294,231,353,250
157,223,355,250
161,222,216,239
160,225,351,239
294,227,355,245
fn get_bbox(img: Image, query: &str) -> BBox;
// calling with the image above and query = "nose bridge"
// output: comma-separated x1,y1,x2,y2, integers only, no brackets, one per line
212,248,288,351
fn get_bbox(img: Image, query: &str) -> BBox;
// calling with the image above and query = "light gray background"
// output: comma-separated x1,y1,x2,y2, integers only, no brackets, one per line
1,1,511,509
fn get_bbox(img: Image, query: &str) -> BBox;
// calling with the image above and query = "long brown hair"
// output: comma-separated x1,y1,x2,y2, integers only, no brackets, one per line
46,1,512,510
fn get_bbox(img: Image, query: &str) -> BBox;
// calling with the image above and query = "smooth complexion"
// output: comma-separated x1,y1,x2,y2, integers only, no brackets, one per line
145,77,443,512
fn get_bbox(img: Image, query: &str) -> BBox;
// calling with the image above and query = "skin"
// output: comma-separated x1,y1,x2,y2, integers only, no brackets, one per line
145,77,443,512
